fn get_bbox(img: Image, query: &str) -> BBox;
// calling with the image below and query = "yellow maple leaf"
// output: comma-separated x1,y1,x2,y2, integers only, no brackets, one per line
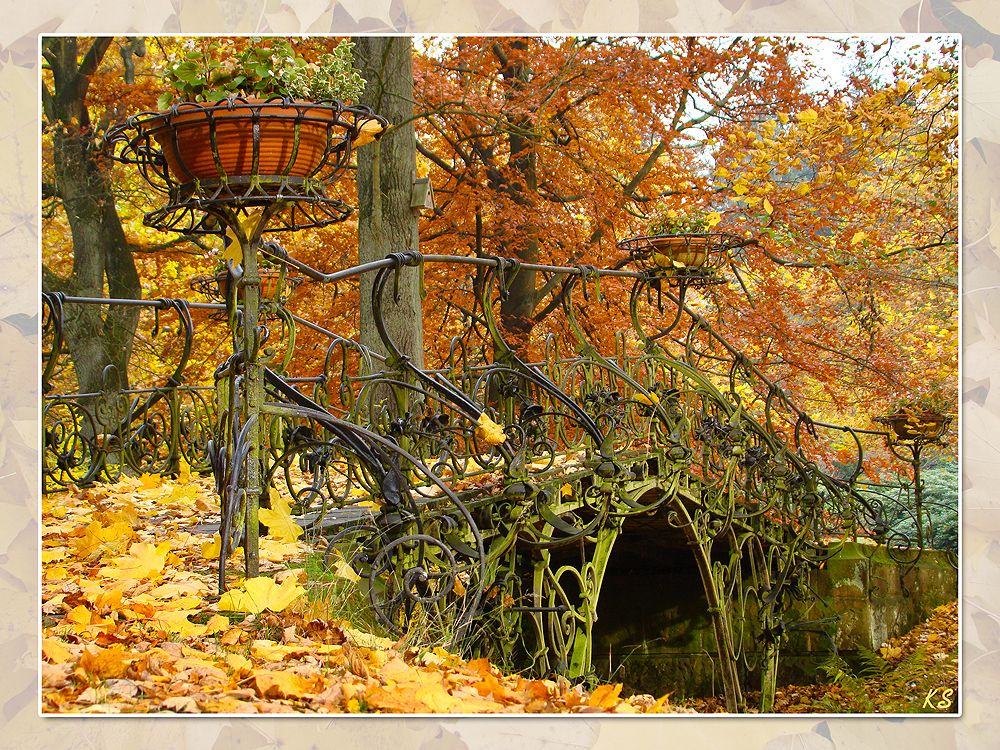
268,487,292,514
251,639,294,661
613,701,640,714
66,605,92,625
634,391,659,407
46,503,68,519
177,456,191,483
42,638,74,664
205,614,230,634
343,627,395,650
587,683,623,709
352,118,386,148
132,592,202,612
201,533,222,560
850,230,868,245
168,484,199,505
44,566,69,582
259,537,307,562
223,211,263,261
97,501,139,528
466,657,494,676
149,609,208,638
79,645,131,680
225,652,253,676
251,670,324,699
651,692,673,712
363,684,432,713
75,520,134,560
258,504,303,543
472,671,519,702
138,472,161,490
326,548,362,582
415,681,464,712
99,541,171,580
475,413,507,446
217,575,305,614
91,587,124,613
148,579,210,600
41,548,68,563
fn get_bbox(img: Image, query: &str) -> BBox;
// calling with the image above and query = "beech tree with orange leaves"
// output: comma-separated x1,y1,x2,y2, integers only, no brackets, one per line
41,35,958,456
705,39,958,427
403,36,957,445
410,37,812,335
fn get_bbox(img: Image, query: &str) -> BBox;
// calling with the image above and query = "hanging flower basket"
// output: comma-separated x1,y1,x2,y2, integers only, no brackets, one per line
877,411,950,442
617,232,740,286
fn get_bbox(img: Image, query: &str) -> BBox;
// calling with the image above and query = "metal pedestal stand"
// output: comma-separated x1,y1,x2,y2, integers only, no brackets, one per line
107,98,387,587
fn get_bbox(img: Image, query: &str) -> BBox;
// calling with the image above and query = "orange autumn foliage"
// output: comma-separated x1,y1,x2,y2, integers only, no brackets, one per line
43,36,958,480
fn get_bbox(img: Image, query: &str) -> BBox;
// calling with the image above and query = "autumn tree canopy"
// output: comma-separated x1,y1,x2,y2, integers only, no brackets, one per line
41,35,959,458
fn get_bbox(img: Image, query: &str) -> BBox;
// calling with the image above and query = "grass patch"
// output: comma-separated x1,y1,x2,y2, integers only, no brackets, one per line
291,549,392,640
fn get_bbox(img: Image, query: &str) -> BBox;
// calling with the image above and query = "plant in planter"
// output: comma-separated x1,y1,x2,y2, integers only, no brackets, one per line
150,38,382,188
643,206,723,268
156,39,365,109
879,382,954,441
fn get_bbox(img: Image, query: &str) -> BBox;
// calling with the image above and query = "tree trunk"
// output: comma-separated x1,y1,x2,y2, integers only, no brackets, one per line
42,38,141,418
496,39,538,349
354,37,424,371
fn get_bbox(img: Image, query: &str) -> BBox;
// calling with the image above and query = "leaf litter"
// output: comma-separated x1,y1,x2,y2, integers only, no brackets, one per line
41,471,683,714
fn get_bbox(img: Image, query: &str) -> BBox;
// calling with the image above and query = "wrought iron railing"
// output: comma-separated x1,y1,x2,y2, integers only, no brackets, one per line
42,245,955,711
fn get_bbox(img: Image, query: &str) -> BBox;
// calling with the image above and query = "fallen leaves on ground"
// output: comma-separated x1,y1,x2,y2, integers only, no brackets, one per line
217,575,306,615
42,472,682,714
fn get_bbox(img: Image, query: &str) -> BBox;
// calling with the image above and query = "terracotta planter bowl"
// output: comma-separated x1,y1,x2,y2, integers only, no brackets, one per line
152,101,345,186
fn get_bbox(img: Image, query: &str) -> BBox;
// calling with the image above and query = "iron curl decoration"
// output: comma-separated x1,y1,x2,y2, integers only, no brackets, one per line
42,296,218,490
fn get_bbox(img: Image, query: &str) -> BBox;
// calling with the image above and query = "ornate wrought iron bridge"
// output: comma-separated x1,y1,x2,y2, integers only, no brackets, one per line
41,99,954,712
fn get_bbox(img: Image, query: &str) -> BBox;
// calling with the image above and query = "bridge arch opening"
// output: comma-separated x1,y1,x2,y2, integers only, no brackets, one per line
590,518,735,699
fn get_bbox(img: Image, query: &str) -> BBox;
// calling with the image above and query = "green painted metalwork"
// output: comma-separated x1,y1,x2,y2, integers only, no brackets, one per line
38,100,957,712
